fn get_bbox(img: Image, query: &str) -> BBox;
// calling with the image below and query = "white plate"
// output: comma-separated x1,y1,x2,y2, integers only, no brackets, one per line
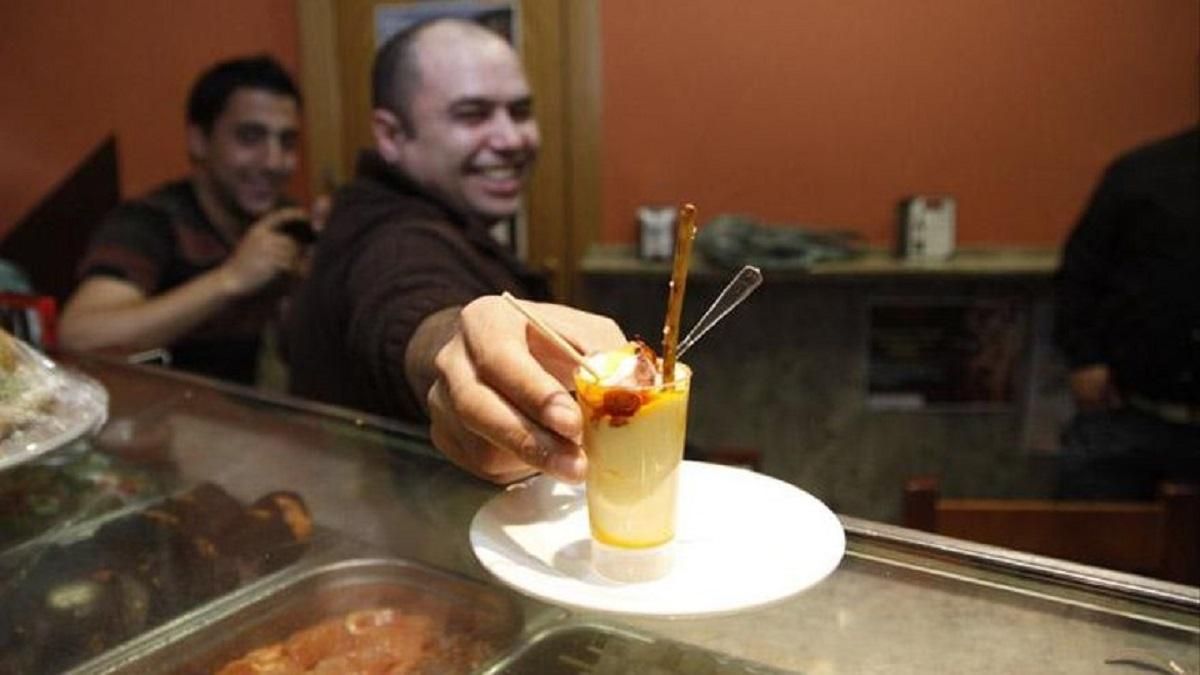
470,460,844,617
0,368,109,472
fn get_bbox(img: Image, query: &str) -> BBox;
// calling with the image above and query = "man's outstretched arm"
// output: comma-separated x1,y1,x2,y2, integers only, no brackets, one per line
60,207,308,352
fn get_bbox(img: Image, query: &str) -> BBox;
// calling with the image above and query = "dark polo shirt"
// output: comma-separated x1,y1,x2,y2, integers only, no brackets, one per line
1055,127,1200,403
77,180,286,385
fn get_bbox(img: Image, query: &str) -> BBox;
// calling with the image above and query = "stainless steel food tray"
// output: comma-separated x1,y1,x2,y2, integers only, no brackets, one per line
480,621,797,675
77,557,525,674
2,492,331,675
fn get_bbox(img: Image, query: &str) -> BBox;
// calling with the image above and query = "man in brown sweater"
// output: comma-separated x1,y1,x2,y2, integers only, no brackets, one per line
284,18,624,484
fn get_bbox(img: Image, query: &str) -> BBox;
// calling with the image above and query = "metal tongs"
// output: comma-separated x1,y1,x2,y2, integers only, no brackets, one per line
676,265,763,358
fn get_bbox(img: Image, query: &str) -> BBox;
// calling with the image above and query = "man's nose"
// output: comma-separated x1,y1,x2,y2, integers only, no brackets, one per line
264,136,288,172
488,112,527,150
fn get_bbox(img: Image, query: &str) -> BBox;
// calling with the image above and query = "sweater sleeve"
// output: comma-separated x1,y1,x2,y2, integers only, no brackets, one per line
342,222,496,422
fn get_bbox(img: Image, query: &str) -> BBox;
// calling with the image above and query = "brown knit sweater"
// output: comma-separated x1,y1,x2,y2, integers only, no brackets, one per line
283,151,549,422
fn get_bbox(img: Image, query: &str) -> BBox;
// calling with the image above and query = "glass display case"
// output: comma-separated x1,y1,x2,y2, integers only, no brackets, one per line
2,356,1196,674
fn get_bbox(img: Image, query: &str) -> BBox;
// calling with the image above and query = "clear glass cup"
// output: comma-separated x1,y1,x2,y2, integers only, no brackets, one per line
574,358,692,582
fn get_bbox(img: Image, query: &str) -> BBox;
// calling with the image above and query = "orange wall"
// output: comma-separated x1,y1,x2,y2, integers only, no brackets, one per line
600,1,1199,246
0,1,304,237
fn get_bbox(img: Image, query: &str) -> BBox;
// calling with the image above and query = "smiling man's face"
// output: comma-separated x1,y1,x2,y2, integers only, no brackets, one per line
190,88,300,221
386,23,539,226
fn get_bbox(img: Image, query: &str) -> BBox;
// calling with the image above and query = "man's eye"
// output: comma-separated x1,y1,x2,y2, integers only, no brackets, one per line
451,105,492,125
235,126,267,145
509,102,533,122
279,131,299,151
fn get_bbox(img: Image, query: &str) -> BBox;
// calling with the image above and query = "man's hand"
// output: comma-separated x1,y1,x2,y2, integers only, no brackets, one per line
423,296,626,484
219,207,309,295
290,196,332,281
1069,364,1120,411
310,194,332,234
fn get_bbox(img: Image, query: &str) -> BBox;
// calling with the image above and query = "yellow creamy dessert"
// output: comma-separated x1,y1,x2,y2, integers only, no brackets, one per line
574,342,691,549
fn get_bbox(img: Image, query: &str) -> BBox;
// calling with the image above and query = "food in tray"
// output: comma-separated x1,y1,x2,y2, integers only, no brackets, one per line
0,482,313,675
0,327,59,441
215,606,497,675
0,449,163,550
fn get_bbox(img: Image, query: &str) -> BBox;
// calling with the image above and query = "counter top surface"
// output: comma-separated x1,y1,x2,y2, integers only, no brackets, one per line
3,356,1196,674
581,244,1061,280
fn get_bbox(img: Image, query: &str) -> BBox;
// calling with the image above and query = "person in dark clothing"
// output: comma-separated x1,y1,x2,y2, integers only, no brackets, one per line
285,151,552,421
1054,126,1200,498
60,56,317,385
284,18,625,484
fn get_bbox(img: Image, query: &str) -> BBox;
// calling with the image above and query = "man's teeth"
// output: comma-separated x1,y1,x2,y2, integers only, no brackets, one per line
479,166,518,179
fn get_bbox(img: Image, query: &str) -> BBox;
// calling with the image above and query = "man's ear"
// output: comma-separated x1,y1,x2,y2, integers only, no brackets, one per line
372,109,406,164
186,125,209,163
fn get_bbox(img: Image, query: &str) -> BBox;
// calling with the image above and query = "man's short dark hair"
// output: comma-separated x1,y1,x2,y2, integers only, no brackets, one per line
371,20,436,135
186,55,301,135
372,16,508,135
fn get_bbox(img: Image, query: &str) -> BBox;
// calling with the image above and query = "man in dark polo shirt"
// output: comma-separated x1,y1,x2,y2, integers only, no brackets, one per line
60,56,314,385
285,19,625,484
1054,126,1200,497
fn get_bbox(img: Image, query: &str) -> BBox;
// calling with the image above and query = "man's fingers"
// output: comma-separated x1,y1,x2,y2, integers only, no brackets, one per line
538,303,627,355
443,337,582,470
427,296,622,484
428,387,534,483
528,304,628,384
460,297,585,443
260,237,303,272
253,206,310,232
429,375,580,483
310,195,332,233
434,337,586,482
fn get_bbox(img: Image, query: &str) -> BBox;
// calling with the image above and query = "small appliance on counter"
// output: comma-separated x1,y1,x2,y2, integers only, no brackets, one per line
637,205,677,261
898,195,956,261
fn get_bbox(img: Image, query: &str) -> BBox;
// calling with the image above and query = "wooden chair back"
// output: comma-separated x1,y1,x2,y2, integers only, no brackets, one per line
902,476,1199,585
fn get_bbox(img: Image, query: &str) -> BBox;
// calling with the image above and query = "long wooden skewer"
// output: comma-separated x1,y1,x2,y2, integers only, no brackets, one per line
661,204,697,384
500,292,602,380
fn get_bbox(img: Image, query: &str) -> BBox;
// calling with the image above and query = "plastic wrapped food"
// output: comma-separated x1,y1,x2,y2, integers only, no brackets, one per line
0,328,108,470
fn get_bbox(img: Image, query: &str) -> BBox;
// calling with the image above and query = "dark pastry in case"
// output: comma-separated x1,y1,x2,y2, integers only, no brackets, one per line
0,482,313,674
0,450,161,550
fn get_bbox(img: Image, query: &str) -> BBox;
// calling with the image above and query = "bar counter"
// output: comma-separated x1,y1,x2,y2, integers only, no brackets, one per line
4,356,1197,674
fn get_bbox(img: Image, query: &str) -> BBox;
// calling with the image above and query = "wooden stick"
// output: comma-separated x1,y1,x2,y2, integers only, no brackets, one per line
500,292,602,380
661,203,697,384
